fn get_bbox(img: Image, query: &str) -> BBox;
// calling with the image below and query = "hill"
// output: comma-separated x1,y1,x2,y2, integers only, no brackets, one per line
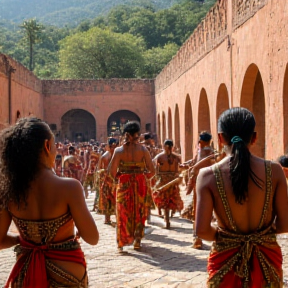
0,0,181,27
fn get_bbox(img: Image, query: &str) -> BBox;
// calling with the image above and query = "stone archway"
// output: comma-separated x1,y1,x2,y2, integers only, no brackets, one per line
61,109,96,142
107,110,140,137
283,64,288,153
174,104,181,153
198,88,211,135
168,107,172,139
162,111,166,143
185,95,193,160
240,64,266,157
216,84,230,121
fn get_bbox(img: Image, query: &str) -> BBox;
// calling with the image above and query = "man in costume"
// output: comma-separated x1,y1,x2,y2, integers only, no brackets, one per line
97,138,118,223
83,158,97,199
152,139,183,229
108,122,155,252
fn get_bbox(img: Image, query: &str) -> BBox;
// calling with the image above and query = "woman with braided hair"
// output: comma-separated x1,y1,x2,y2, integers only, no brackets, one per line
196,107,288,288
0,117,99,287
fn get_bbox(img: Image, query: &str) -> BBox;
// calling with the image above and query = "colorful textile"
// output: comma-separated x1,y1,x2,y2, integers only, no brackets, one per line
93,169,106,211
99,174,116,215
152,173,183,212
116,173,149,248
207,227,282,288
207,161,282,288
83,174,95,191
6,212,87,288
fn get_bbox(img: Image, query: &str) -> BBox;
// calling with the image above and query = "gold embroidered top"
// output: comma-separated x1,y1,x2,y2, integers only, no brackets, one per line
208,161,282,288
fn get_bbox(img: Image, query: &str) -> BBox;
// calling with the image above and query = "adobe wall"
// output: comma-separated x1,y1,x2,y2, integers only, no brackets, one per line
42,79,155,141
0,54,43,128
155,0,288,161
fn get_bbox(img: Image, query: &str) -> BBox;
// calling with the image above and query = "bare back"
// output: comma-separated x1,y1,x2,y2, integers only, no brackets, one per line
108,143,155,178
196,155,288,234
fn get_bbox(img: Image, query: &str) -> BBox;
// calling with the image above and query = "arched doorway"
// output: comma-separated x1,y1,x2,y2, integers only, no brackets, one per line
174,104,181,153
185,95,193,160
283,64,288,153
107,110,140,137
198,88,211,135
162,111,166,143
157,113,161,145
216,84,230,121
61,109,96,142
168,107,172,139
240,64,265,157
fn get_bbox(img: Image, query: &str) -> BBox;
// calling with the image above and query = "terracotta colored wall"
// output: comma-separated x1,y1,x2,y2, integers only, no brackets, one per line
0,54,43,128
155,0,288,161
42,79,155,141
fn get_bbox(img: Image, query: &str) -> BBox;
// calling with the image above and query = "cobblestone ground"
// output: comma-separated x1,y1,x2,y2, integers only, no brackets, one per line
1,187,288,288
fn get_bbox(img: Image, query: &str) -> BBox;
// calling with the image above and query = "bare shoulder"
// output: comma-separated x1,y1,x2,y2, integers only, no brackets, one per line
54,176,83,195
270,161,284,179
114,146,123,154
155,152,165,160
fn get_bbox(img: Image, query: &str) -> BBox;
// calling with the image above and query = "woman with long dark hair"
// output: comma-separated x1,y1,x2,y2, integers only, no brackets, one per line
0,118,99,287
196,107,288,287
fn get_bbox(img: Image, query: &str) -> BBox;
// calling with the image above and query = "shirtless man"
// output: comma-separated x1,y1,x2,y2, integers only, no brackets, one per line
62,146,83,181
97,138,118,224
152,139,183,229
108,122,155,251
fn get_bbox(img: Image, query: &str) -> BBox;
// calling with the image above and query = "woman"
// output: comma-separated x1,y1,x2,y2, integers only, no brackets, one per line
195,108,288,288
108,121,155,252
0,118,99,287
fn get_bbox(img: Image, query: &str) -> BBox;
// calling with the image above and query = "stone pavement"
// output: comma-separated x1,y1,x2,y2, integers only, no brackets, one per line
1,189,288,288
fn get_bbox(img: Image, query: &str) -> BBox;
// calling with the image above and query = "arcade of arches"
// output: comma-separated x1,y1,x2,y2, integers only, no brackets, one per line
1,0,288,162
155,0,288,161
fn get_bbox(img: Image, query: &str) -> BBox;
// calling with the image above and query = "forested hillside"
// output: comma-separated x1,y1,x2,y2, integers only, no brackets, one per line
0,0,181,27
0,0,216,79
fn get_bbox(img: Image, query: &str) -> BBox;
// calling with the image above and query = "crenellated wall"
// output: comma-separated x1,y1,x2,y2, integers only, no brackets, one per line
0,54,43,128
155,0,288,161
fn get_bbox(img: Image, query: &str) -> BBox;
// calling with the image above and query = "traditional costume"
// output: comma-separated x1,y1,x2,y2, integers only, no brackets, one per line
152,172,183,213
5,211,87,288
115,160,150,249
99,174,116,218
207,161,282,288
93,169,106,212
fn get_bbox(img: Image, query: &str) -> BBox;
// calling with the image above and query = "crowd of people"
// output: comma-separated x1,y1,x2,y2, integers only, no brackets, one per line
1,107,288,287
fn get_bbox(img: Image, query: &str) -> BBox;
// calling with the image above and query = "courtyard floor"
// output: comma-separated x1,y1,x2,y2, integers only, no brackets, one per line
1,189,288,288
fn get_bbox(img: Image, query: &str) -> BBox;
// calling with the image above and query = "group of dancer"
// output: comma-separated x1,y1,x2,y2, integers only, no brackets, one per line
1,107,288,287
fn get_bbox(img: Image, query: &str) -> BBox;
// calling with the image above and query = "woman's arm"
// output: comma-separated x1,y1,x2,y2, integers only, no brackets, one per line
273,163,288,233
68,180,99,245
195,168,217,241
0,209,19,250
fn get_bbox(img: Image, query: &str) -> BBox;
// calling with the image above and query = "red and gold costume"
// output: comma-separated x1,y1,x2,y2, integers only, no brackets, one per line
207,161,282,288
152,172,183,212
93,169,106,212
116,161,150,248
5,212,87,288
99,174,116,216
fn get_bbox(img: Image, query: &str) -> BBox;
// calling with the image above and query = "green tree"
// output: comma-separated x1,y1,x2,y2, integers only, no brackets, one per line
20,19,44,70
58,27,145,79
139,43,179,78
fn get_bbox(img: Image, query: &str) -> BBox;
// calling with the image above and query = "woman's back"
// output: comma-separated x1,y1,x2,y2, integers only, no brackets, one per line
210,155,275,234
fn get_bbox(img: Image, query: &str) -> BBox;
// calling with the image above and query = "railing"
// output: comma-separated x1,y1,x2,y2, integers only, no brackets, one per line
233,0,268,29
155,0,269,93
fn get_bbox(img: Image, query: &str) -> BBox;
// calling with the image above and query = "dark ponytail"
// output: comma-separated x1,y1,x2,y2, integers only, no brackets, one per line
218,108,263,204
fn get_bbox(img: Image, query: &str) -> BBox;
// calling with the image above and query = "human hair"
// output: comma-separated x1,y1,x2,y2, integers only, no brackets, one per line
164,139,173,147
199,131,212,142
0,117,53,209
218,107,262,204
123,121,140,136
278,155,288,168
108,138,118,146
144,133,152,140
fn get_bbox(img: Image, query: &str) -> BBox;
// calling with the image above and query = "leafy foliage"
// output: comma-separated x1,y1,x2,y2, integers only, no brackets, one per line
0,0,216,79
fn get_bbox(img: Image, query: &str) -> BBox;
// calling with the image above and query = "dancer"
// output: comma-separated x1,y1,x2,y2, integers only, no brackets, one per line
0,117,99,287
108,122,155,252
196,108,288,287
